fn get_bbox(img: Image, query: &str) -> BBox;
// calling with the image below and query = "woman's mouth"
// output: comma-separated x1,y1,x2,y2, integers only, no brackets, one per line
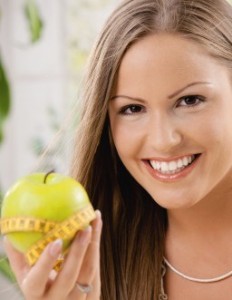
145,154,201,181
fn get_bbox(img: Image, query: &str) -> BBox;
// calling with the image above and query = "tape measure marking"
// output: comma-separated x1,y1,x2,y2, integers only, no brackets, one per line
0,204,96,269
0,217,57,234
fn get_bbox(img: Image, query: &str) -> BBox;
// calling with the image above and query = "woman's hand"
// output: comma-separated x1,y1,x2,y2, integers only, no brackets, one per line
4,210,102,300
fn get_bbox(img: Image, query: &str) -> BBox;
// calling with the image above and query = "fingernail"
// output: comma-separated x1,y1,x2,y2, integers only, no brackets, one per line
77,226,92,244
94,210,102,231
49,239,63,257
95,210,101,219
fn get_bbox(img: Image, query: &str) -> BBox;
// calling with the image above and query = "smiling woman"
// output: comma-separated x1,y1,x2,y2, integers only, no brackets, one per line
4,0,232,300
108,33,232,209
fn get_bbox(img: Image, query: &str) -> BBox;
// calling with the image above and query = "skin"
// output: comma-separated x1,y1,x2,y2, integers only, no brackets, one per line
109,33,232,298
4,212,102,300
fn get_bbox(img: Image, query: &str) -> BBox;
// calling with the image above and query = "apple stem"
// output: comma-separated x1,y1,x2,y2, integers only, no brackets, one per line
44,170,55,184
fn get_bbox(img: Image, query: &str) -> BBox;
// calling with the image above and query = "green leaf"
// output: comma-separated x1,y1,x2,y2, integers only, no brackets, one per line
0,256,16,282
0,54,11,144
24,0,43,43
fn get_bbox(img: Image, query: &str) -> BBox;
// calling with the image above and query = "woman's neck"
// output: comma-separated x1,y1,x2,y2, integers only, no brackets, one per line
165,183,232,270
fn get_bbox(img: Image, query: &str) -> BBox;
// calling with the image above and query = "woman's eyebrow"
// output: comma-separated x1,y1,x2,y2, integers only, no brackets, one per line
110,95,146,103
110,81,212,102
168,81,212,99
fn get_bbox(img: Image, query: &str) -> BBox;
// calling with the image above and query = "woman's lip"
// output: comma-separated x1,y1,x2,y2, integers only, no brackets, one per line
143,154,201,182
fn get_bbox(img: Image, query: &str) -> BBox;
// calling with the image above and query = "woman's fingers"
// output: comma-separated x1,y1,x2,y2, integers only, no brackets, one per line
21,239,63,298
4,210,102,300
87,267,101,300
50,210,102,299
71,210,102,299
4,237,63,298
49,226,92,297
3,237,29,285
86,215,102,300
77,211,102,286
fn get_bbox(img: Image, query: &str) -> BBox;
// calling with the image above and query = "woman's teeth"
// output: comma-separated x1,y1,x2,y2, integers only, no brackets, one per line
150,155,195,174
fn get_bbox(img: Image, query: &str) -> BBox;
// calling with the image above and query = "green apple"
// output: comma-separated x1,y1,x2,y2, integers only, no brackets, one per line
1,172,94,254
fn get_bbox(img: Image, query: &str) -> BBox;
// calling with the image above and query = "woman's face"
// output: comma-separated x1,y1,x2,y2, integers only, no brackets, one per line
108,33,232,210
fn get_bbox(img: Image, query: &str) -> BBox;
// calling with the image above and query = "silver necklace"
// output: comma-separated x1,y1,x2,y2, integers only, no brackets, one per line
163,257,232,283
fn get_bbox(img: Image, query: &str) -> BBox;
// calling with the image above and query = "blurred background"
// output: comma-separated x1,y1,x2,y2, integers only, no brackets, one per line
0,0,117,298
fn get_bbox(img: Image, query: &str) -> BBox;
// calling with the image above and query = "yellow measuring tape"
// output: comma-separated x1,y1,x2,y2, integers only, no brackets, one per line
0,204,96,270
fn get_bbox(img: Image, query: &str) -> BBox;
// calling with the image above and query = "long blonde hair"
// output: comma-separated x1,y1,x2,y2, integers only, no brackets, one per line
70,0,232,298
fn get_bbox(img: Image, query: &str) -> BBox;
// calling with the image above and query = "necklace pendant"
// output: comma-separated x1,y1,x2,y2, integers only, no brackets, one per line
159,293,168,300
159,262,168,299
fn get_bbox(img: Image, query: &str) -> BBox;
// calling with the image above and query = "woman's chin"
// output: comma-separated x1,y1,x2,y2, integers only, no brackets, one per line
153,194,200,210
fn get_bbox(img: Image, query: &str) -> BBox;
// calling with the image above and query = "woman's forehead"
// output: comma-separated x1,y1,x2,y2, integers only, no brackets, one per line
114,33,230,98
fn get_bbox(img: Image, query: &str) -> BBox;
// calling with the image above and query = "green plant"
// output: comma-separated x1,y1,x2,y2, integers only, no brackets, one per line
24,0,43,43
0,0,43,144
0,51,10,144
0,0,43,284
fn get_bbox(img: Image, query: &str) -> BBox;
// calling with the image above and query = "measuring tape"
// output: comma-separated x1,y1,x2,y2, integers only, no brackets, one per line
0,204,96,270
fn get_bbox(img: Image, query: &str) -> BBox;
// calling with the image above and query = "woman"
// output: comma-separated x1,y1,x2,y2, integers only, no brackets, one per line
5,0,232,299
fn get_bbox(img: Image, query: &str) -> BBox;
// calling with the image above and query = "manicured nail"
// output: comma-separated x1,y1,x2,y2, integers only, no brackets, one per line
49,269,58,280
49,239,63,257
78,226,92,244
95,210,101,219
94,210,102,231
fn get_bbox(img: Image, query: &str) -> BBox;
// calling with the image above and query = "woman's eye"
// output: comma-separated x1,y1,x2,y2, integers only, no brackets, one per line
119,104,145,115
177,95,205,107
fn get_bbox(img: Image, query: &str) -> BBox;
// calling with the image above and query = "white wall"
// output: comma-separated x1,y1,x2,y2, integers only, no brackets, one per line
0,0,117,298
0,0,68,192
0,0,117,192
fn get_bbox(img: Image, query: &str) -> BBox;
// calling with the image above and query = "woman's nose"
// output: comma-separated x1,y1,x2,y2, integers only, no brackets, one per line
146,113,183,153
